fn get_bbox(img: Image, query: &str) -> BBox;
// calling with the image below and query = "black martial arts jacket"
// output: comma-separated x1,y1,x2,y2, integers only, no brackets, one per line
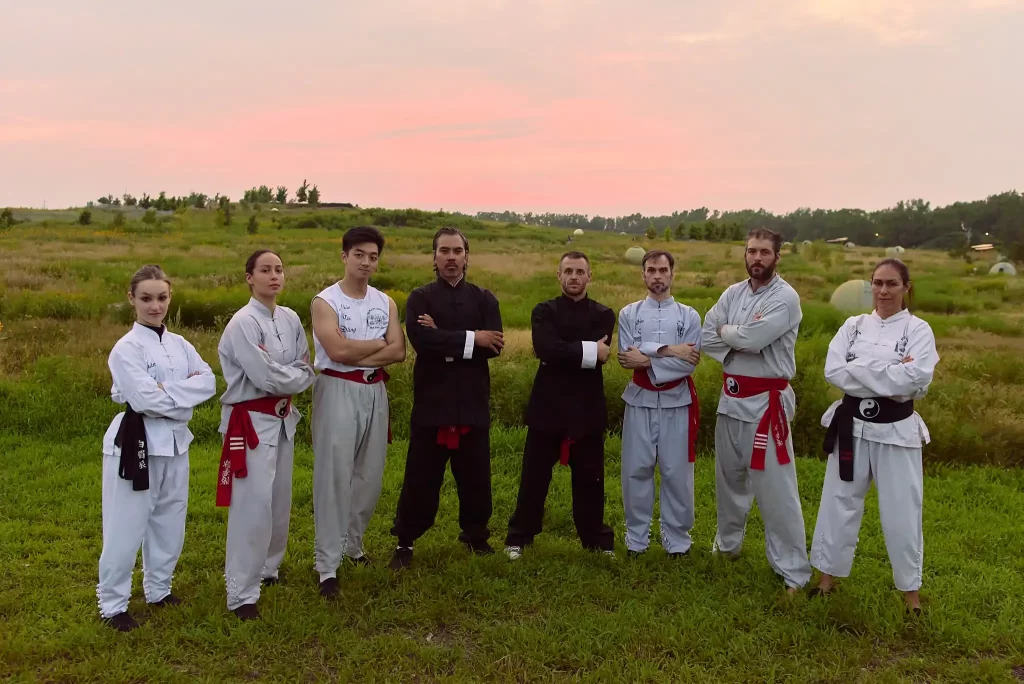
405,275,503,429
524,294,615,439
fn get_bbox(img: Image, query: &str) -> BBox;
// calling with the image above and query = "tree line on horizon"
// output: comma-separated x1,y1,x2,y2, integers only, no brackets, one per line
470,190,1024,257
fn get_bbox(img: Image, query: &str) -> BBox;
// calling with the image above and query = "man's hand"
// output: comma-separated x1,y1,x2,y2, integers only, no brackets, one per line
596,335,610,364
901,355,914,364
667,343,700,365
752,312,763,322
418,314,437,329
475,329,504,354
618,346,651,369
187,371,202,378
335,327,385,350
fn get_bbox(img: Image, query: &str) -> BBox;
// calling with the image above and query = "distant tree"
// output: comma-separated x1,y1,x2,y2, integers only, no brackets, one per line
122,193,137,207
645,226,657,240
111,211,126,229
275,186,288,204
705,220,719,241
296,179,309,203
689,222,705,240
1010,241,1024,264
308,184,320,206
729,222,745,241
138,193,152,209
675,222,689,240
97,195,111,205
247,215,258,235
0,208,13,228
663,227,673,241
154,191,169,211
141,209,157,225
78,209,92,225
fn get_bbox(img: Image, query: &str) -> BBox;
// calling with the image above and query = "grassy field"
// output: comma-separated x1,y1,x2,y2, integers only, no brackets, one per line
1,205,1023,682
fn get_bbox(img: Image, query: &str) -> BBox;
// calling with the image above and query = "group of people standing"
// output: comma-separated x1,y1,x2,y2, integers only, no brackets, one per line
96,225,938,632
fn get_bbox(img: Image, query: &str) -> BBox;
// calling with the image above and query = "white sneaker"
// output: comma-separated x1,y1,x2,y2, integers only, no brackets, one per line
505,545,522,560
602,550,616,559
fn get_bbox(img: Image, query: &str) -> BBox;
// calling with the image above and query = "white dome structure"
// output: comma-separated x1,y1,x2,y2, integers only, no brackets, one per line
573,228,584,236
802,240,812,246
894,246,905,254
625,246,646,265
989,262,1017,276
845,242,856,249
830,279,874,313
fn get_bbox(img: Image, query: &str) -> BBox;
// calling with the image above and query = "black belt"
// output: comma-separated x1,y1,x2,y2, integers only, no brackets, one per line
114,404,150,491
823,395,915,482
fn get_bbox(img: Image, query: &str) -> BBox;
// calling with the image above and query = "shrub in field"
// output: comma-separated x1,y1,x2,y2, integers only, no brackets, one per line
141,209,157,225
247,215,258,235
77,209,91,226
111,212,126,229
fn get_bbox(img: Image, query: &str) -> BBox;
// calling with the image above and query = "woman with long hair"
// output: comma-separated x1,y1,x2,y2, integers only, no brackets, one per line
217,249,315,621
809,258,939,614
98,264,216,631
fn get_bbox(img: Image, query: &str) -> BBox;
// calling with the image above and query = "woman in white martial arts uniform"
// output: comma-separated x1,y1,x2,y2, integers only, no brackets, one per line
217,250,315,621
809,258,938,614
97,265,217,632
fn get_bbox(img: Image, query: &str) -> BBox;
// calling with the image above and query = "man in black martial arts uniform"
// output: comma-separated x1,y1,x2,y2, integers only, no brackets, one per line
504,250,616,559
389,227,504,570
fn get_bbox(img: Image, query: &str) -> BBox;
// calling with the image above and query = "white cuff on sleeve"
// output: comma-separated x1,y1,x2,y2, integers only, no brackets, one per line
581,341,598,369
463,331,475,359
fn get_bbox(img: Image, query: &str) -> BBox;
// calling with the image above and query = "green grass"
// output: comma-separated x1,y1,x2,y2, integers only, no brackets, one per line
3,206,1024,681
1,433,1023,682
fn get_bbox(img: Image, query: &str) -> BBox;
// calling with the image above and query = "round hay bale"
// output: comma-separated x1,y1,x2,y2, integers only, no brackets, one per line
990,262,1018,276
885,246,899,257
830,279,873,313
625,246,646,265
573,228,584,236
894,245,905,254
845,242,856,249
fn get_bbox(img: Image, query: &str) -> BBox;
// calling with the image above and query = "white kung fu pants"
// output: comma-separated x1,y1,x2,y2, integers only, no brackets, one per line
312,376,389,579
712,414,812,589
97,450,189,619
811,438,924,592
621,403,694,554
224,423,295,610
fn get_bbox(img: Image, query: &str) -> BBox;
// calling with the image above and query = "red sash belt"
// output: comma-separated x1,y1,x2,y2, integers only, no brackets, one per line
722,373,790,470
216,396,292,507
437,426,471,449
321,368,393,444
631,370,700,463
559,438,575,466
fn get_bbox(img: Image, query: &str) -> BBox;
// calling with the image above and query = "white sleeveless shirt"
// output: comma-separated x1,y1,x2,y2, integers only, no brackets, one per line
312,282,390,372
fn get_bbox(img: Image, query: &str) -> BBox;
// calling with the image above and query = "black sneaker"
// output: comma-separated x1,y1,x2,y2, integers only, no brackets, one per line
347,555,372,566
318,577,340,599
262,576,280,587
389,546,413,571
103,612,139,632
667,550,690,559
152,593,183,607
464,540,495,556
627,549,647,559
232,603,260,621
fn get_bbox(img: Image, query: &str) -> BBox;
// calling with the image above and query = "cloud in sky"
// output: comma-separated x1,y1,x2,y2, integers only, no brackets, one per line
1,0,1022,214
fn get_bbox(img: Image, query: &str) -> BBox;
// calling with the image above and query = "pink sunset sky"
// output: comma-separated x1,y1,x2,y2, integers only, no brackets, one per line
1,1,1022,216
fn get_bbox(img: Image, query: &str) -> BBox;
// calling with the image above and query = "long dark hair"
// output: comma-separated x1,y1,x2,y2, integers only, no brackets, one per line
871,258,912,311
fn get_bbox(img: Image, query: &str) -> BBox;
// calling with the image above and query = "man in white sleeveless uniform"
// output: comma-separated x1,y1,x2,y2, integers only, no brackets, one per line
701,228,812,593
311,226,406,599
617,250,703,557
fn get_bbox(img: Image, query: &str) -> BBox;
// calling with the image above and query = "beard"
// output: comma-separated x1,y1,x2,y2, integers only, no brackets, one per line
646,281,668,294
746,260,777,281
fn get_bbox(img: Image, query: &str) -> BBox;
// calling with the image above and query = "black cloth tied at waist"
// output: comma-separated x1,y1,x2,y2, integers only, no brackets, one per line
114,404,150,491
823,395,915,482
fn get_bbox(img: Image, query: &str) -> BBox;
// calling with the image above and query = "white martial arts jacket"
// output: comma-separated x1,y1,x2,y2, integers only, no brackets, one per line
217,298,316,447
102,323,217,458
701,274,801,422
821,309,938,448
618,296,702,408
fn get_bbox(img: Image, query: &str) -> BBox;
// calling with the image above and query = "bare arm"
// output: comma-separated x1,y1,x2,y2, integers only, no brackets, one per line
349,297,407,368
311,297,386,366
